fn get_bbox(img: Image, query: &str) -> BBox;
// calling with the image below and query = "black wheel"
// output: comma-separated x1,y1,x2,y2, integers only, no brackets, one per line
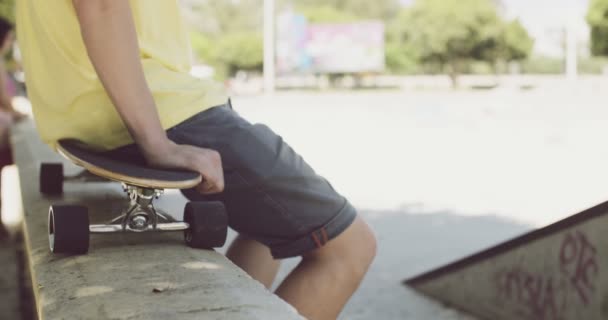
184,201,228,249
48,205,89,254
40,163,63,195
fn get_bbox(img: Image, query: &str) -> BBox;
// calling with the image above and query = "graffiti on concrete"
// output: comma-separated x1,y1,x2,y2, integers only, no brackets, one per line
494,267,567,320
559,230,598,305
494,230,598,320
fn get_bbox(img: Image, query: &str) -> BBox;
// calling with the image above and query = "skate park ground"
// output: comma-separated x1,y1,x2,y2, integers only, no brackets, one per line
228,81,608,319
3,78,607,319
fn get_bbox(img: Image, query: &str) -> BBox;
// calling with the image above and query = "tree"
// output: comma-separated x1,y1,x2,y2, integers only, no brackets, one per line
385,12,422,74
181,0,262,35
587,0,608,56
502,20,534,62
181,0,264,78
287,0,400,21
215,32,264,75
297,5,358,23
385,40,421,74
471,19,533,69
390,0,532,85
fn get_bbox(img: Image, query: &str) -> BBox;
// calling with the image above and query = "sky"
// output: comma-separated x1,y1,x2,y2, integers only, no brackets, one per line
503,0,590,56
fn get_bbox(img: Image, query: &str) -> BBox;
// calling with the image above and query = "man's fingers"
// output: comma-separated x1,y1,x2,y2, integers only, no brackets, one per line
197,176,224,195
196,181,213,194
215,173,225,192
184,148,225,195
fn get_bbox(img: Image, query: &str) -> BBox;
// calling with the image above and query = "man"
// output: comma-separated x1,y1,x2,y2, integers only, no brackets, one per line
16,1,376,318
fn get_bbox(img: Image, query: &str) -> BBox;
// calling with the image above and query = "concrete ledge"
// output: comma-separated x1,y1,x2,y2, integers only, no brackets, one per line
11,120,303,320
0,241,19,319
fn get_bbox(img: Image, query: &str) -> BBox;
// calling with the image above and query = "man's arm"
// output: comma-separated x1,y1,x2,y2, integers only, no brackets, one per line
72,0,165,152
72,0,224,194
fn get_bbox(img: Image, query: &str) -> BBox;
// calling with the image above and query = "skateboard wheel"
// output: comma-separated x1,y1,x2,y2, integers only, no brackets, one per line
48,205,89,254
184,201,228,249
40,163,64,195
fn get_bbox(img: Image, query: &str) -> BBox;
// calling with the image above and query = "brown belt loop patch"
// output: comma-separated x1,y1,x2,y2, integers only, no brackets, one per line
311,228,329,248
321,228,328,244
311,231,322,248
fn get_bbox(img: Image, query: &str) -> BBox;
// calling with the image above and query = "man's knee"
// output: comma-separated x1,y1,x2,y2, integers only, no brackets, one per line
304,216,377,280
346,218,377,278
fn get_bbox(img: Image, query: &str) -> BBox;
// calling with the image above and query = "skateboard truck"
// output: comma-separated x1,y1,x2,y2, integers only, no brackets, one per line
47,180,228,254
87,184,189,234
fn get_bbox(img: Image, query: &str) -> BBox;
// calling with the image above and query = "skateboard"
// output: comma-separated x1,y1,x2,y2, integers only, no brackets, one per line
39,139,228,254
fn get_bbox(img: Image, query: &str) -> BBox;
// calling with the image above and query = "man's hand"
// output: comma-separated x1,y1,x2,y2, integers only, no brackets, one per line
145,139,225,195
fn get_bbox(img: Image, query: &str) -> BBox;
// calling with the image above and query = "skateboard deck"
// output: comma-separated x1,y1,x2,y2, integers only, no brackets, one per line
56,139,201,189
43,140,227,255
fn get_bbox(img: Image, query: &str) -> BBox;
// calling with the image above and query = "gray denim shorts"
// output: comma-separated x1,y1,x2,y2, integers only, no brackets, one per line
109,101,357,258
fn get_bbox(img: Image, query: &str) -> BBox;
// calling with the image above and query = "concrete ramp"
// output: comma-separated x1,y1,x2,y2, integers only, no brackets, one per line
404,201,608,320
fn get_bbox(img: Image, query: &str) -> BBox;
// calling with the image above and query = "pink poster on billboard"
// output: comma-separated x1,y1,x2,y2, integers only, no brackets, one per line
305,21,385,73
277,13,385,74
276,11,310,74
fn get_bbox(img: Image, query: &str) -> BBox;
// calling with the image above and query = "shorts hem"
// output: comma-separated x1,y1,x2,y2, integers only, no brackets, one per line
269,200,357,259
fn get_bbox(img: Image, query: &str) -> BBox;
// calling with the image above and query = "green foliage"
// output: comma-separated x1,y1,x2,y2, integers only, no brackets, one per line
0,0,14,22
183,0,534,80
590,27,608,55
385,17,421,74
587,0,608,27
298,5,359,23
215,32,263,74
503,20,534,61
402,0,499,63
181,0,262,35
385,42,420,74
578,56,608,74
190,30,263,79
388,0,533,83
404,0,498,63
183,0,264,79
520,55,563,74
289,0,401,20
587,0,608,56
189,31,214,63
471,19,533,64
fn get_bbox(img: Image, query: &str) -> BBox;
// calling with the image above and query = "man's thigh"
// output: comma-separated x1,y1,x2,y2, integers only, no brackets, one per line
170,105,357,259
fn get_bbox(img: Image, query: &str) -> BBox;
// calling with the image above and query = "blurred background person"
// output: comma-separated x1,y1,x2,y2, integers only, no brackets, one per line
0,16,24,240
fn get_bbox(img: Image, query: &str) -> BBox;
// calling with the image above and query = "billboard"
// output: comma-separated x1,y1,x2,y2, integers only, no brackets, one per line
277,12,385,74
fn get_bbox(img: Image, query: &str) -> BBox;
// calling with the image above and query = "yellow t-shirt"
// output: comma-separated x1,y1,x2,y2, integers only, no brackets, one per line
16,0,227,150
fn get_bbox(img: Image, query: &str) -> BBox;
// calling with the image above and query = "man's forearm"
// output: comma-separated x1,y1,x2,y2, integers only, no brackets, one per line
72,0,167,150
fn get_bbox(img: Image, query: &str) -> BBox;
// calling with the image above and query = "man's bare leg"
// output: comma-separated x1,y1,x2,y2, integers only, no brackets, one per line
226,235,280,289
226,217,376,319
275,216,376,320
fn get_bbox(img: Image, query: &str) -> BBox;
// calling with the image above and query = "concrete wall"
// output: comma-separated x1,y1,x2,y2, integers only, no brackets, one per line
11,120,303,320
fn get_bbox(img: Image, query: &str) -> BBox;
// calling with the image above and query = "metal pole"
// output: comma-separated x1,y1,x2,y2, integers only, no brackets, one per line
263,0,276,94
565,18,577,81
